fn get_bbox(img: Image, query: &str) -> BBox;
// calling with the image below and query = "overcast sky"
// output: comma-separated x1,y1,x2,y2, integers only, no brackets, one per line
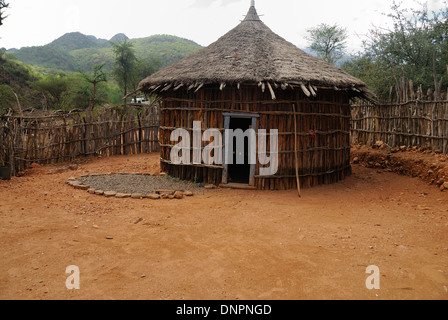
0,0,446,53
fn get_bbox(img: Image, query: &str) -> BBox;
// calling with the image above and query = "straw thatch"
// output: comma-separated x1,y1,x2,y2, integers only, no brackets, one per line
139,5,371,99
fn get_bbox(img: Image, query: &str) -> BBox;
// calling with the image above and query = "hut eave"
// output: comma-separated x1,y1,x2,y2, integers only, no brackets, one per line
138,79,373,102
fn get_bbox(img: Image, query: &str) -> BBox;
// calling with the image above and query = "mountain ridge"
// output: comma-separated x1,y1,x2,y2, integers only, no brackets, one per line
7,32,203,74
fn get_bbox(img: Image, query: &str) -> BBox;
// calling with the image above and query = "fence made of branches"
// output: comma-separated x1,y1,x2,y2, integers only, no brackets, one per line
0,104,161,176
351,98,448,154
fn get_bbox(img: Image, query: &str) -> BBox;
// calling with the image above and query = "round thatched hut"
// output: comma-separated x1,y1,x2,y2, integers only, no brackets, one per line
138,2,372,190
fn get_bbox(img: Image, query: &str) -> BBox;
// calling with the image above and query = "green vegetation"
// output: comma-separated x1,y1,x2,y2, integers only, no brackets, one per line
0,84,16,111
111,38,164,104
79,63,108,112
341,2,448,101
112,40,138,100
306,23,348,65
8,33,202,75
33,73,70,109
60,74,110,111
13,45,77,73
131,35,201,68
0,49,42,113
1,51,120,113
50,32,109,51
1,32,202,113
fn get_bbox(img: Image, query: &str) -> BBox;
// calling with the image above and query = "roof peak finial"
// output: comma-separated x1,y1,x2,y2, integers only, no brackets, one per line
244,1,261,22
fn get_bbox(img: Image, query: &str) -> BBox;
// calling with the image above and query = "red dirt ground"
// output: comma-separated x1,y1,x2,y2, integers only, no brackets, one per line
0,149,447,300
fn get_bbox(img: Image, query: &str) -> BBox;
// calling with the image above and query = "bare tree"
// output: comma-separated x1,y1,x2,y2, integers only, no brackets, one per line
0,1,9,26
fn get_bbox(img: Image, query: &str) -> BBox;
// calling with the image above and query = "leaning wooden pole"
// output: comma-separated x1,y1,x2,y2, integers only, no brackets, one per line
293,104,301,197
12,91,23,119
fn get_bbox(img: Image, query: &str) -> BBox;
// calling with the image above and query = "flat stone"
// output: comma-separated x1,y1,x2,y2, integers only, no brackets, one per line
115,193,131,199
161,193,174,200
156,189,175,195
95,190,104,196
184,191,194,197
131,193,146,199
104,191,117,197
147,194,161,200
173,191,184,199
73,184,90,190
87,188,96,194
204,184,217,189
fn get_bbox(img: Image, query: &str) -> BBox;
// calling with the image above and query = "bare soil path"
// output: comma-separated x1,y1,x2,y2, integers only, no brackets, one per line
0,151,447,300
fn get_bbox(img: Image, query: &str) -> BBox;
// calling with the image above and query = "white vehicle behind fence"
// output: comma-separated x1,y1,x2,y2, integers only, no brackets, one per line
130,97,150,104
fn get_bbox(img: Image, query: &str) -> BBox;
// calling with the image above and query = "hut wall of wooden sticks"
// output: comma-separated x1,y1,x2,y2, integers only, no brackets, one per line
158,84,352,190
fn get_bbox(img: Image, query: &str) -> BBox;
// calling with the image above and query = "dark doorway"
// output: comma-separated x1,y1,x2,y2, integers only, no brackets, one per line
228,117,252,184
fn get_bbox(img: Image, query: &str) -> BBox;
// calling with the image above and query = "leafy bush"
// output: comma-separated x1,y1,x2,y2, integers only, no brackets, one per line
341,2,448,101
0,84,16,113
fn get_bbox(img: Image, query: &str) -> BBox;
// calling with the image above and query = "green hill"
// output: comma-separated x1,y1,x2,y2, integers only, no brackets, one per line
49,32,109,51
132,35,202,68
0,51,42,113
12,45,77,73
7,33,203,74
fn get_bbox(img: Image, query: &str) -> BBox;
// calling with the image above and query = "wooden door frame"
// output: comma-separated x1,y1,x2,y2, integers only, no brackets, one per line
222,113,259,186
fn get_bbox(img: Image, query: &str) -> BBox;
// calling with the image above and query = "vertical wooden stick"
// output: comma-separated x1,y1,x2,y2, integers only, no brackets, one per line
11,91,23,119
293,104,301,197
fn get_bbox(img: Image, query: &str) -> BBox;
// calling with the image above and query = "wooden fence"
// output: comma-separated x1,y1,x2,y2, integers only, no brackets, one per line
2,97,448,178
351,99,448,154
0,104,161,176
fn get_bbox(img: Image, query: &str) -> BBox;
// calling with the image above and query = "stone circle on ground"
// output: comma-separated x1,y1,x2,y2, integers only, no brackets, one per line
66,173,204,199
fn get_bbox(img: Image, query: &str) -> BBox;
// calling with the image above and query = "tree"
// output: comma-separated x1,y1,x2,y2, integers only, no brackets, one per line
33,74,70,109
0,1,9,26
129,56,161,102
342,1,448,101
79,63,107,113
112,39,137,102
0,84,15,113
306,23,348,65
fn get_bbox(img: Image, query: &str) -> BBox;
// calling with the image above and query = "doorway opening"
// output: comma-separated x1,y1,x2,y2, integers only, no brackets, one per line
228,117,252,184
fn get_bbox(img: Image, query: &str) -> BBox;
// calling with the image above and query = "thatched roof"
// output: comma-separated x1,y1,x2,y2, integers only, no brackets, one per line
139,4,372,99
